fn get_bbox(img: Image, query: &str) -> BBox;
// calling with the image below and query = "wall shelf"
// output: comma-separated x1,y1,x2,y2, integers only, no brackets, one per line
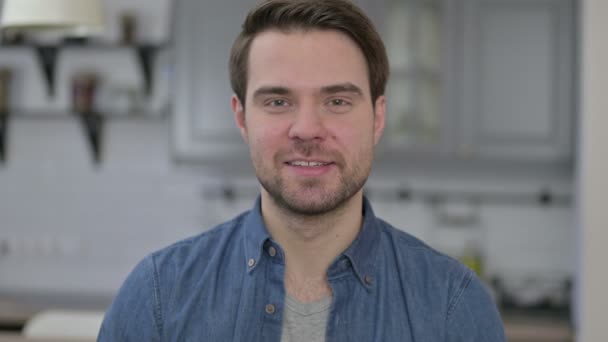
0,110,168,165
0,42,167,97
0,40,168,165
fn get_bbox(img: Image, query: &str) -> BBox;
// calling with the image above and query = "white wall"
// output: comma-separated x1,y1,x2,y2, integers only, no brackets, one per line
0,118,211,294
577,0,608,341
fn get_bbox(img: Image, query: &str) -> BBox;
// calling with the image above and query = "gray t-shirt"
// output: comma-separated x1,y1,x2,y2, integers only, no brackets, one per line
281,294,332,342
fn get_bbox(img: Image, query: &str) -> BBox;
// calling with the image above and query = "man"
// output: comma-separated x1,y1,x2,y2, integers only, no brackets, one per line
99,0,505,341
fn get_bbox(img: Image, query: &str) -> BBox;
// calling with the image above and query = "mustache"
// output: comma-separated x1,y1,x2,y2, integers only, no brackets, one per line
293,140,323,156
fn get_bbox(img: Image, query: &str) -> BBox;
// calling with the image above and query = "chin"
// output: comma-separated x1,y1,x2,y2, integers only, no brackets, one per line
272,185,360,217
280,199,344,217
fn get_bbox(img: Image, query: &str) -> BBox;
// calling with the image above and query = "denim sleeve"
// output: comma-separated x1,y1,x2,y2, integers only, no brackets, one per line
97,255,162,341
445,270,506,341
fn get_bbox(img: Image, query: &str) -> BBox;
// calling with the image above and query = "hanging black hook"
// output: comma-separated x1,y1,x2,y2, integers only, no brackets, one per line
35,45,59,97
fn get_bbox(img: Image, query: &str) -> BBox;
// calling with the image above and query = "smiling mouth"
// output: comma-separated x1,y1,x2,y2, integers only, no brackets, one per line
286,160,333,167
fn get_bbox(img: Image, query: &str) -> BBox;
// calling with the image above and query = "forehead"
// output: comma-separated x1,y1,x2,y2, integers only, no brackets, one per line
246,29,370,98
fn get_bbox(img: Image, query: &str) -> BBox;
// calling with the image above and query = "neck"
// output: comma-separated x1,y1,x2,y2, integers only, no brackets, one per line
261,190,364,281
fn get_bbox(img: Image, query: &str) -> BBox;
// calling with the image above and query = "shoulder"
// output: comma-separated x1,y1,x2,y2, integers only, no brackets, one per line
150,210,249,269
374,218,476,304
116,209,251,304
99,211,251,340
374,218,505,340
376,217,465,274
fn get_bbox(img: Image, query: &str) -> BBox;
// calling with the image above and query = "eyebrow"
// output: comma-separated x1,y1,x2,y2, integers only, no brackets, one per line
252,83,364,100
252,86,291,99
320,83,364,96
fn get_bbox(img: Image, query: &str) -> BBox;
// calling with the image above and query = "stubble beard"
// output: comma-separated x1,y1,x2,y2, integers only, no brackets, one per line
253,142,372,217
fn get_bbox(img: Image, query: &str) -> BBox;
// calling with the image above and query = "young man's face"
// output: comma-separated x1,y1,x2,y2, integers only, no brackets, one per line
233,29,385,215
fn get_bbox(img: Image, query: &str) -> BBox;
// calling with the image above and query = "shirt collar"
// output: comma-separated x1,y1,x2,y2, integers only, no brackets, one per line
242,195,381,289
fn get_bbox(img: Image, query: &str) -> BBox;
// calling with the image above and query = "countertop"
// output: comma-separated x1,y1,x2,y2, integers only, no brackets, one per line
0,333,93,342
503,310,574,342
0,291,110,340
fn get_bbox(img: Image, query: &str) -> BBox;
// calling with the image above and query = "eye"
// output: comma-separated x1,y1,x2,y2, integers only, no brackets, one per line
263,98,292,113
269,99,288,107
330,99,348,106
326,98,352,113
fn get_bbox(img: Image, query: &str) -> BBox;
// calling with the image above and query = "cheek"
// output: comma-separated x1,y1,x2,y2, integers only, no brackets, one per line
329,118,375,147
250,125,286,154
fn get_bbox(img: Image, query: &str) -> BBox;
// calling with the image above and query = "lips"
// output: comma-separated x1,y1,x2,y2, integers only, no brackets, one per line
286,160,333,167
283,158,337,177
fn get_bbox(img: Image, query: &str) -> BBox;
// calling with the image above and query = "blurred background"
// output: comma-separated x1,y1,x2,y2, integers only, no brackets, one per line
0,0,605,341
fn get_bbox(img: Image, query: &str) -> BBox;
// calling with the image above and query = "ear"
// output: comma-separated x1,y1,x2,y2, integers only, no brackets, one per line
372,95,386,145
232,95,248,142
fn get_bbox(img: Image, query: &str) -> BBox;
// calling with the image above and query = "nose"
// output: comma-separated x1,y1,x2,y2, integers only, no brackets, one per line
287,104,328,141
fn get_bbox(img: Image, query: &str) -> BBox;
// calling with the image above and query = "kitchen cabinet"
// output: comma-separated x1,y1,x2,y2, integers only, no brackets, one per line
172,0,575,166
172,0,251,164
377,0,575,163
456,0,576,162
381,0,448,153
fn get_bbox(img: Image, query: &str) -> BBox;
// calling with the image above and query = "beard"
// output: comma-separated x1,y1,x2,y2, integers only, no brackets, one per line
252,140,372,217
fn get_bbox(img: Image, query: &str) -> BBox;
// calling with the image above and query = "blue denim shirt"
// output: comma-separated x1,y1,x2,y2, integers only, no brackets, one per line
99,197,505,341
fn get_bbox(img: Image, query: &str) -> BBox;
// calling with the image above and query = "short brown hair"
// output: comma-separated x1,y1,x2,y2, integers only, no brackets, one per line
229,0,389,106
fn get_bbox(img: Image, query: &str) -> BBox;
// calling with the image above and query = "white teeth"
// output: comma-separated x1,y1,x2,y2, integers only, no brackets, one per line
289,161,328,167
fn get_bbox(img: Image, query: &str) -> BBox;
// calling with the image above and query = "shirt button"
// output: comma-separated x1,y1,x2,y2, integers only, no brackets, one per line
248,258,256,267
268,246,277,257
265,304,276,315
364,275,374,285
